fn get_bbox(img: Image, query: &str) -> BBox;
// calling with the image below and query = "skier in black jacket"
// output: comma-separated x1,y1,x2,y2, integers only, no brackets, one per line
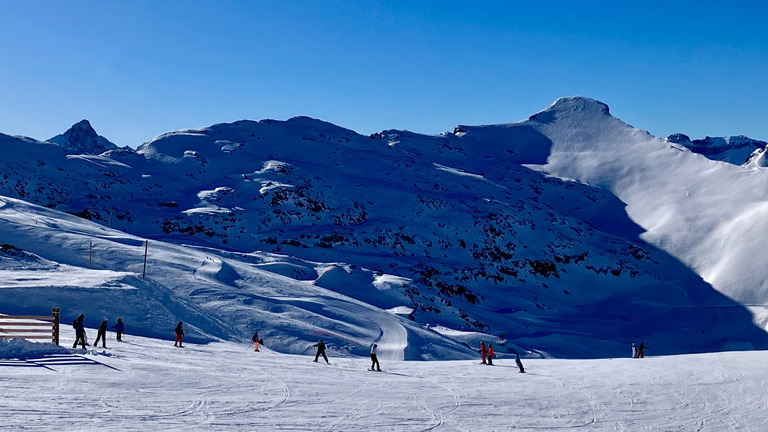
313,339,328,363
515,353,525,373
72,314,87,349
93,319,108,348
370,343,381,371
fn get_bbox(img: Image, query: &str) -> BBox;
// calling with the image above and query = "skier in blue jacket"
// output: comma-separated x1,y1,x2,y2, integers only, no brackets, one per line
112,318,125,342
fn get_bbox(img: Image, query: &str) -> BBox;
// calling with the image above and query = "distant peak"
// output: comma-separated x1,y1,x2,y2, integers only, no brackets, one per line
547,97,610,115
73,119,94,130
48,119,117,154
667,133,767,165
528,97,611,123
61,119,98,138
666,133,692,145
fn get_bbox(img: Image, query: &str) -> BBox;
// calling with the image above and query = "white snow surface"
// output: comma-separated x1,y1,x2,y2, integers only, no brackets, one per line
518,97,768,304
3,336,768,431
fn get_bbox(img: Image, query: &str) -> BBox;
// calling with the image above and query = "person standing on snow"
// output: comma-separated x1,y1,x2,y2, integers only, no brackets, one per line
370,343,382,371
93,318,108,348
174,321,184,348
637,342,646,358
112,318,124,342
252,331,260,352
72,314,87,349
515,353,525,373
487,344,495,365
632,341,637,358
479,341,487,364
313,339,329,363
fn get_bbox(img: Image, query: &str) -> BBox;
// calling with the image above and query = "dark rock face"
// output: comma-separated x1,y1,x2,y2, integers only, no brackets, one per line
48,120,118,154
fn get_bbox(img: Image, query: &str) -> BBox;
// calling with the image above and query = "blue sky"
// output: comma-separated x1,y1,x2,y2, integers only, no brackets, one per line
1,1,767,147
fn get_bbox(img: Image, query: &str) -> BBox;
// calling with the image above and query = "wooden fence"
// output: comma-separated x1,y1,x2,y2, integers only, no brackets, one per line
0,308,60,345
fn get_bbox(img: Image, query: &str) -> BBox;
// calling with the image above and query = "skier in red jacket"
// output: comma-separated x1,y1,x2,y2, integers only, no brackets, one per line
487,344,495,365
479,341,487,364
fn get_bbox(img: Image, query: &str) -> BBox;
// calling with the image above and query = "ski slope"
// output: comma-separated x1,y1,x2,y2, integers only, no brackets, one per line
0,195,474,360
3,336,768,431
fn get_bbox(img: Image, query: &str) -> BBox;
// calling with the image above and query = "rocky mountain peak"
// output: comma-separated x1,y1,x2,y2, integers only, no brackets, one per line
48,119,118,154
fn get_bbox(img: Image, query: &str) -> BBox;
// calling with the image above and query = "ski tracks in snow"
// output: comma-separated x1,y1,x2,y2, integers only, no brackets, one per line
7,336,768,431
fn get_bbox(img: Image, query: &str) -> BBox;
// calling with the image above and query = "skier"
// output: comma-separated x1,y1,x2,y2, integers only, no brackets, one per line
487,344,495,365
370,343,381,371
93,318,108,348
515,353,525,373
479,341,487,364
637,342,646,358
312,339,329,363
252,331,260,352
112,318,124,342
174,321,184,347
72,314,87,349
631,341,637,358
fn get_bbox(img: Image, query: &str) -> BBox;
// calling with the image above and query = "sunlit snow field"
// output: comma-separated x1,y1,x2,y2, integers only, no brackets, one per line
3,333,768,431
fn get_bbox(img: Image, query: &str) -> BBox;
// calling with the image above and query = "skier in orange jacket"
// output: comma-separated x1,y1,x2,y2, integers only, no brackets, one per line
479,341,487,364
487,344,495,365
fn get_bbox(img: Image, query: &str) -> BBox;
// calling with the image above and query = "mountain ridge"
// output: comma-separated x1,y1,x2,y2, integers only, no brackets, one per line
1,96,767,359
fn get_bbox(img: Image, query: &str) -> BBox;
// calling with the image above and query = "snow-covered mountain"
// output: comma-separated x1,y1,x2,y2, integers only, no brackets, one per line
666,133,766,165
2,97,768,359
48,119,119,154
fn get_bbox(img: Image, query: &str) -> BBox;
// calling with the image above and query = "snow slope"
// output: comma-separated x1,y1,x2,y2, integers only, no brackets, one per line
2,97,768,359
0,196,472,360
3,335,768,431
513,98,768,306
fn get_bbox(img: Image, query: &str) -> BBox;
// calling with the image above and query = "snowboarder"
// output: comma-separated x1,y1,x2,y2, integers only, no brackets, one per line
313,339,329,363
370,343,381,371
487,344,495,365
112,318,124,342
515,353,525,373
93,318,108,348
252,331,260,352
631,341,636,358
637,342,646,358
479,341,487,364
174,321,184,347
72,314,87,349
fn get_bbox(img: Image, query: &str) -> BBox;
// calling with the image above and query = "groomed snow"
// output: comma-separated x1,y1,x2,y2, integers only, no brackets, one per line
3,335,768,431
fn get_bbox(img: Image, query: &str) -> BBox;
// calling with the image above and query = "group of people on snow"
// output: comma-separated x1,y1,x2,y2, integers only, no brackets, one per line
631,341,647,358
478,340,525,372
71,314,124,349
71,314,534,373
310,338,382,371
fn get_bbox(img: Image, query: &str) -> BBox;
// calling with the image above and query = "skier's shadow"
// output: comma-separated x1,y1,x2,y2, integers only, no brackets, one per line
16,354,122,371
379,371,410,377
0,359,55,370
